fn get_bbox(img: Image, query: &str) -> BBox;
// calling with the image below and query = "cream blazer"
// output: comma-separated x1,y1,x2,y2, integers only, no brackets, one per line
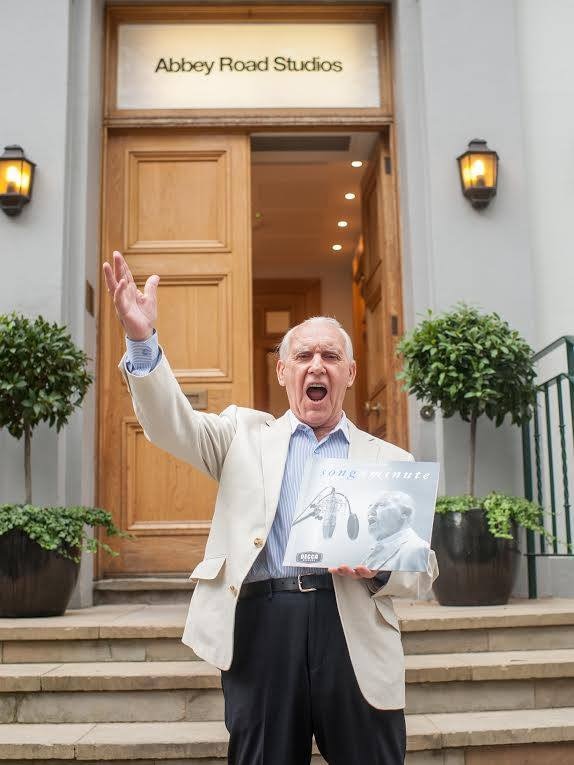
118,348,438,709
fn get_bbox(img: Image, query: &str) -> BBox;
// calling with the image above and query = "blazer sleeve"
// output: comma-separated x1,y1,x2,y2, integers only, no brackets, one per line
117,347,237,481
370,550,439,600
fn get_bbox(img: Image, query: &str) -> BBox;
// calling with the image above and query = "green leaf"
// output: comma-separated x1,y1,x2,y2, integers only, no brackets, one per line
0,504,133,561
396,302,537,491
0,311,93,437
0,311,94,497
436,493,557,542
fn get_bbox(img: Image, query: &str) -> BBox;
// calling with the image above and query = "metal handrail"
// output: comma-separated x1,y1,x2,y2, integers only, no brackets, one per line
532,335,574,361
522,337,574,597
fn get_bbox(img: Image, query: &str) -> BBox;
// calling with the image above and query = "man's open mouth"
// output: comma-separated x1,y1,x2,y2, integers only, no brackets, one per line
306,384,328,401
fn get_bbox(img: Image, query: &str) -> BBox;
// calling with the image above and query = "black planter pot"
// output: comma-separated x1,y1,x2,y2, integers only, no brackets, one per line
431,508,521,606
0,529,80,617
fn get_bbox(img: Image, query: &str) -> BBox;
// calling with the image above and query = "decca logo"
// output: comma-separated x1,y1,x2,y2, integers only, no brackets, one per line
296,551,323,564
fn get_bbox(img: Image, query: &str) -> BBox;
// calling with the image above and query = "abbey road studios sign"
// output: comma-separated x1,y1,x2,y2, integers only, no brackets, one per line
116,23,381,110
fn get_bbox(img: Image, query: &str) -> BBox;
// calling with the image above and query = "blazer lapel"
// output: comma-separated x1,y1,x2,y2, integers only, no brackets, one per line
347,421,381,462
260,411,292,532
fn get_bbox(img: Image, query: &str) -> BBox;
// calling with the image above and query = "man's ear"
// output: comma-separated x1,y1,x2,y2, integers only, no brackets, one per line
347,360,357,387
276,358,286,387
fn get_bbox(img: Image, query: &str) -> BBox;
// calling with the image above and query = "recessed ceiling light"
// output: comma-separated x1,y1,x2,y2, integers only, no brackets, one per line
337,220,348,228
344,192,356,200
332,244,343,252
351,161,363,168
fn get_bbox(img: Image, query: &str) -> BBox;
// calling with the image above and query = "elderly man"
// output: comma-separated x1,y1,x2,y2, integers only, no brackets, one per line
362,491,431,572
103,251,438,765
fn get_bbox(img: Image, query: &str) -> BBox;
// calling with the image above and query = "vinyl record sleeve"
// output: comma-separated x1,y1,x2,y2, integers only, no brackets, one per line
283,459,440,572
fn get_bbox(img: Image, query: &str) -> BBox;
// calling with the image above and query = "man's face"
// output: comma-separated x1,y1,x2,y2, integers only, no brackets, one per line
367,497,405,540
276,322,356,432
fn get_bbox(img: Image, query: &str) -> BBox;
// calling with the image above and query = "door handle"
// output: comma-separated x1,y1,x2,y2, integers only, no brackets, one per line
364,401,383,416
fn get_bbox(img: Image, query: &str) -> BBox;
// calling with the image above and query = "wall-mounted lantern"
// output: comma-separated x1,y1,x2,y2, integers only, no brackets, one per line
0,145,36,217
457,138,498,210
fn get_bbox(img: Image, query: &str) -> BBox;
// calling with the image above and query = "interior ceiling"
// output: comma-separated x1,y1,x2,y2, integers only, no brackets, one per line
251,132,378,272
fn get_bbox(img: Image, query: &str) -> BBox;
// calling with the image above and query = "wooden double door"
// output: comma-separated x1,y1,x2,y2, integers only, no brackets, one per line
97,129,406,577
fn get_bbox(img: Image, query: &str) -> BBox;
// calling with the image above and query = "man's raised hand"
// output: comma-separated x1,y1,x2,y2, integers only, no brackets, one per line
102,251,159,341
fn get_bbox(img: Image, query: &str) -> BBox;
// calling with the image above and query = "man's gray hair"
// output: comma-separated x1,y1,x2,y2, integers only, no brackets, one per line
278,316,354,361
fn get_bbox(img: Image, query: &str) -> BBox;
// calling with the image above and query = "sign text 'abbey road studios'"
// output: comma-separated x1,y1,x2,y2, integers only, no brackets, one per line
117,23,381,110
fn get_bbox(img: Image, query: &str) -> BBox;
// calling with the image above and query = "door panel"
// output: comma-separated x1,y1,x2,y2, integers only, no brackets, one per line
355,130,407,447
156,275,231,379
98,131,252,576
127,150,229,251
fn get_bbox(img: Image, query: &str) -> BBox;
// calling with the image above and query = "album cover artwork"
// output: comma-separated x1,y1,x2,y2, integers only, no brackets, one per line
283,459,440,572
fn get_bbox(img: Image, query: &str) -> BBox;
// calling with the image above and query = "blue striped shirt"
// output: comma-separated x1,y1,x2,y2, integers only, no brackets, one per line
124,331,387,587
246,409,349,581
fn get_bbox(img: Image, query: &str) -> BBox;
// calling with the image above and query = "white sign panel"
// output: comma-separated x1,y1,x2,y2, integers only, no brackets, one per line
117,23,381,110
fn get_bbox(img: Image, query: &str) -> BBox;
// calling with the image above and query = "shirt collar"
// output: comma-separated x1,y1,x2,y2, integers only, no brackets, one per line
287,410,350,443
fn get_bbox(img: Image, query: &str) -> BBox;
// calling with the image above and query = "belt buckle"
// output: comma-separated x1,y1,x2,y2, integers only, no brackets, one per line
298,574,317,593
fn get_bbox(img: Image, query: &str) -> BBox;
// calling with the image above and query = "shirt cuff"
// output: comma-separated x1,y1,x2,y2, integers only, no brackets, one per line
365,571,391,594
125,328,161,376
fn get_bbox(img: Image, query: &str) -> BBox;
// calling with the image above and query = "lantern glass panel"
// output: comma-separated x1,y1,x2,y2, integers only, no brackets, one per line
1,161,17,194
19,162,33,196
1,159,33,196
459,152,497,190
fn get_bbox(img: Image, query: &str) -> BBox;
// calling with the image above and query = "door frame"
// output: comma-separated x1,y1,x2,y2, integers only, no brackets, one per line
95,4,407,577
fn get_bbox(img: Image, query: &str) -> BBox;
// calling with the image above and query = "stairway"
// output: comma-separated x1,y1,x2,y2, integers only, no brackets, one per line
1,598,574,763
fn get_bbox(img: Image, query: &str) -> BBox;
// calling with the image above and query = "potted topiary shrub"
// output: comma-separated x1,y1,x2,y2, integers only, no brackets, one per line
0,312,126,617
397,303,547,606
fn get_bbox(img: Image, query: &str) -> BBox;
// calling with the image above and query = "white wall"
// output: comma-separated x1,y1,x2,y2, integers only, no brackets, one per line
394,0,536,501
0,0,73,507
515,0,574,350
514,0,574,594
0,0,104,606
394,0,574,597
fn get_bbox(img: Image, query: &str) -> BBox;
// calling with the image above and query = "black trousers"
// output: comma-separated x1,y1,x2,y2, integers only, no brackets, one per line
221,587,406,765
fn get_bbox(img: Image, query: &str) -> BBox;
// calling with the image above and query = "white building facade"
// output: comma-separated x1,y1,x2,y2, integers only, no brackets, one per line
1,0,572,604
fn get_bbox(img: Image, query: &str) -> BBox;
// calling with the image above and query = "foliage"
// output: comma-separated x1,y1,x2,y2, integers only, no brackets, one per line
435,495,479,514
397,303,537,427
0,504,131,562
0,311,93,440
436,492,548,540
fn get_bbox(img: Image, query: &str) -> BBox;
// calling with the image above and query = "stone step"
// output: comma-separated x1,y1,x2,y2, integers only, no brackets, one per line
405,648,574,715
0,708,574,762
0,604,198,664
2,650,574,722
93,578,195,606
397,597,574,655
2,599,574,663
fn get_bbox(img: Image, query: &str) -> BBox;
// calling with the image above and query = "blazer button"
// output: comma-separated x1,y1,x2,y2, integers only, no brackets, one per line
229,585,238,596
254,537,264,548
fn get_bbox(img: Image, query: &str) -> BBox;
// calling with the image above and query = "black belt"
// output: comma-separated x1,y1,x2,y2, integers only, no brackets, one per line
239,573,334,599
